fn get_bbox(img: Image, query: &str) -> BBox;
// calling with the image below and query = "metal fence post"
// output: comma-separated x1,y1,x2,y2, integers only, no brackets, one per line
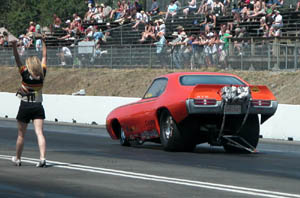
121,26,123,45
285,44,288,69
110,45,113,69
268,43,271,70
276,43,280,70
130,45,132,66
240,52,243,70
171,47,173,69
149,44,152,68
295,43,297,70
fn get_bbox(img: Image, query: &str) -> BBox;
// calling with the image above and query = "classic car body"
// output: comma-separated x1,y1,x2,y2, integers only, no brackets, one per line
106,72,278,152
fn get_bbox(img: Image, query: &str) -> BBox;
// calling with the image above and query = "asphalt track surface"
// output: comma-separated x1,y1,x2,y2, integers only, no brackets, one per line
0,119,300,198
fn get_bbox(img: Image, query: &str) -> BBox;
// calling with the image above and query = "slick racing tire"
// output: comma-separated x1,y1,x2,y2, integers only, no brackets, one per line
223,115,260,153
120,127,131,147
159,110,185,151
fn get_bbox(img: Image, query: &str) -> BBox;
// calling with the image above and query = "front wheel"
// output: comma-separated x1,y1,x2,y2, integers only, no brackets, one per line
120,128,131,147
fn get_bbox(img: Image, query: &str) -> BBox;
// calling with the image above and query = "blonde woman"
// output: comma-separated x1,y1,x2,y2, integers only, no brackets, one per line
11,36,47,167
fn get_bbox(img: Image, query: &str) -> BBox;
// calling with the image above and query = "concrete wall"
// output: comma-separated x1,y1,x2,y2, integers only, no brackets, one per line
0,92,299,141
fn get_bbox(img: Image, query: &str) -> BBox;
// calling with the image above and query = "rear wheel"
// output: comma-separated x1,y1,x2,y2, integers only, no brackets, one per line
120,128,131,147
223,115,260,153
160,111,187,151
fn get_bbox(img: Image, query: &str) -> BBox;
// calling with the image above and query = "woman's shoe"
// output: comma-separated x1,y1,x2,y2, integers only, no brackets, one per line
12,157,21,166
36,159,47,168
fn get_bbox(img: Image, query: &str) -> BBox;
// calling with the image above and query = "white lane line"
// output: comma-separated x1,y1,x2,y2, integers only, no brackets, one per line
1,155,299,198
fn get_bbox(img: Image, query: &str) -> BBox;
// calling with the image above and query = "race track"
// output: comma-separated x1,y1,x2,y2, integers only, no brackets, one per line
0,119,300,198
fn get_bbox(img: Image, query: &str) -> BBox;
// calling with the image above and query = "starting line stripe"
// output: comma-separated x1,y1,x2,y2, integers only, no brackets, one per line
0,154,299,198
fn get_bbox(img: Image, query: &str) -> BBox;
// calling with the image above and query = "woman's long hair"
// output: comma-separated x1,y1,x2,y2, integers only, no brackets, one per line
25,56,44,80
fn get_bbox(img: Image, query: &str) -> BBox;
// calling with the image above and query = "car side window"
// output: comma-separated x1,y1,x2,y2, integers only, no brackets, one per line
143,78,168,99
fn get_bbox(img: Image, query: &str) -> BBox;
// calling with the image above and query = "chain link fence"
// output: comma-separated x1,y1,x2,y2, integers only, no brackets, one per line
1,41,300,70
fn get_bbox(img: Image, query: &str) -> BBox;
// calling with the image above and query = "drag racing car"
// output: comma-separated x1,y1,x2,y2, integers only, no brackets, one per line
106,72,278,152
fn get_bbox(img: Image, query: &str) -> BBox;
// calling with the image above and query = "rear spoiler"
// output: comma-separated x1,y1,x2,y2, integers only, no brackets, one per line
249,85,277,101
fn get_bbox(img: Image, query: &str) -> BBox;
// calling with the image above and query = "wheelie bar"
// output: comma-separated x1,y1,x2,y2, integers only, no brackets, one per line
222,135,258,153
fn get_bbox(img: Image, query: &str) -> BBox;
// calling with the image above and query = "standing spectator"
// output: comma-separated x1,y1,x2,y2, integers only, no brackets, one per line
27,22,36,34
0,34,4,47
169,31,183,69
165,0,178,23
148,0,159,16
11,36,48,168
58,46,73,66
219,30,232,68
35,37,42,60
0,32,9,47
154,31,167,66
183,0,197,18
157,19,166,34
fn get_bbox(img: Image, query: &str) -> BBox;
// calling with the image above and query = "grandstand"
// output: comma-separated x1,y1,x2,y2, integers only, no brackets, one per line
1,0,300,70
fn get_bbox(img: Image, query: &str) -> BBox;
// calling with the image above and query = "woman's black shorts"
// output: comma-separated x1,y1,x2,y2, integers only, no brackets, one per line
16,101,45,123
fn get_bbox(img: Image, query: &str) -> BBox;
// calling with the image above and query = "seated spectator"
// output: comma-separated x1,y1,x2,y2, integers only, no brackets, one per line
165,0,178,22
134,0,143,13
148,0,159,16
52,14,62,31
183,0,197,18
248,0,266,19
213,0,225,16
85,3,98,21
110,1,124,21
140,21,156,42
200,12,216,32
267,0,284,9
296,0,300,11
268,10,283,37
196,0,213,14
92,4,104,23
132,11,148,30
102,3,112,22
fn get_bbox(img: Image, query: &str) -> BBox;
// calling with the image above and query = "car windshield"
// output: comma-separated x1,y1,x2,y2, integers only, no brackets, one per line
180,75,246,86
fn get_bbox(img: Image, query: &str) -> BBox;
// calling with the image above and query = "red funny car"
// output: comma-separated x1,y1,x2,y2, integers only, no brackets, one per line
106,72,278,152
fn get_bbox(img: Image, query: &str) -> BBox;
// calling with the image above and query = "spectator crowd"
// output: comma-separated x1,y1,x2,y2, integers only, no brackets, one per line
0,0,295,68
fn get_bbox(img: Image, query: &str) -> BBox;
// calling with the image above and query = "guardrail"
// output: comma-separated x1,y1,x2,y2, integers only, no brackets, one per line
1,40,300,70
0,92,299,141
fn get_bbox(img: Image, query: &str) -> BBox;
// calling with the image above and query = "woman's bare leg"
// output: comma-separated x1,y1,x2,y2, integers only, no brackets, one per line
16,121,28,160
33,119,46,160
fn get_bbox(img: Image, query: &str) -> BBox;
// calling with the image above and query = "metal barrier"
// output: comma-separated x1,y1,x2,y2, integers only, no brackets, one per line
1,42,300,70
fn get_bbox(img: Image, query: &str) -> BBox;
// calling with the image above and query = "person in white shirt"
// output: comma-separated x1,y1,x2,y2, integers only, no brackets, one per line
58,46,72,65
269,10,283,37
183,0,197,18
132,11,149,30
